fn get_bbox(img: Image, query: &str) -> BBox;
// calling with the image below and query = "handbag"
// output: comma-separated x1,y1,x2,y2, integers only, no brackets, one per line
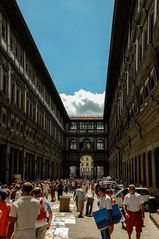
93,204,122,230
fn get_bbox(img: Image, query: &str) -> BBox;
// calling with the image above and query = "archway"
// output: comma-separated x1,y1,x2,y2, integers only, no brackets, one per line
69,166,76,178
80,155,94,178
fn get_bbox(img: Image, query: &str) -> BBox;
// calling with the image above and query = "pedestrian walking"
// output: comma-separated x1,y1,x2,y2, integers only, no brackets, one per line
50,181,56,202
42,181,50,199
123,184,145,239
95,181,101,197
73,184,86,218
85,192,94,217
90,182,95,197
7,182,40,239
56,181,64,201
32,187,52,239
98,186,112,239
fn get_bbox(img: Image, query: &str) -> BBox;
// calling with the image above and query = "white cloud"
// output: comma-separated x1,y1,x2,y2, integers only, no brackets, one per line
60,89,105,116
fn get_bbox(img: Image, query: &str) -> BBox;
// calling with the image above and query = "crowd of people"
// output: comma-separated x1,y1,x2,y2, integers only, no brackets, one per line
0,178,145,239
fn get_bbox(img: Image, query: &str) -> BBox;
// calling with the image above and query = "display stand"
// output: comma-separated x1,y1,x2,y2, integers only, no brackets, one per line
59,196,71,212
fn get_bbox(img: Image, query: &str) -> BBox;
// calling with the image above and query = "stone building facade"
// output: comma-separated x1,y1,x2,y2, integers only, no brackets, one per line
0,1,69,183
104,0,159,192
65,116,108,178
0,1,108,183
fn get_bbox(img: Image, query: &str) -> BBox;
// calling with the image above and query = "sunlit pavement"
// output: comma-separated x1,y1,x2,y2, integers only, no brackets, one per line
49,192,159,239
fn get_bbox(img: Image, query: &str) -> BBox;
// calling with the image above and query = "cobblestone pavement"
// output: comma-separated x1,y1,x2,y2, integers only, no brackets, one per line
51,192,159,239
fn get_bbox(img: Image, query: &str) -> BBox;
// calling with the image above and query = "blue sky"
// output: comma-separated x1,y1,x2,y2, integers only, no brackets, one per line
17,0,114,115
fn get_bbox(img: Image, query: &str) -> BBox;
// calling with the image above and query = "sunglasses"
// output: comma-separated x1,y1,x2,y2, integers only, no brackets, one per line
130,188,135,190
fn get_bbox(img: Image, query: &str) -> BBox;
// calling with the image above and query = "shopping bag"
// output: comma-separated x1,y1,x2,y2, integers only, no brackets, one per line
93,208,109,230
93,204,122,230
112,204,122,224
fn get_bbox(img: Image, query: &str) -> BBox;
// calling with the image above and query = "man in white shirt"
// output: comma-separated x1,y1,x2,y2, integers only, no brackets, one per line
7,182,40,239
98,186,112,239
123,184,145,239
73,184,86,218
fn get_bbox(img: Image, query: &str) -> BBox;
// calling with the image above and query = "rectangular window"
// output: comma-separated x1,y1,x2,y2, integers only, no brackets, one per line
0,14,7,42
157,0,159,16
21,92,24,110
70,122,77,130
26,99,29,117
149,13,154,43
10,29,15,54
33,106,36,121
30,102,33,119
79,122,85,130
143,27,148,53
2,110,7,125
19,46,24,67
2,69,8,97
138,39,142,65
16,87,20,108
11,115,15,129
11,83,15,104
96,122,104,130
87,122,94,130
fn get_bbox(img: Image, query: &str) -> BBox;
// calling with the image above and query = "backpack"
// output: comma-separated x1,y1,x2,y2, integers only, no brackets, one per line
36,197,47,221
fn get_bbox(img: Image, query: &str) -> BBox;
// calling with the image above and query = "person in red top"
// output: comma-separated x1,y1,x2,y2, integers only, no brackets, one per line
0,189,11,238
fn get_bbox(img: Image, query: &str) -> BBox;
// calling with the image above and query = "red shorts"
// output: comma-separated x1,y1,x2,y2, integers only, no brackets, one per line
126,210,142,233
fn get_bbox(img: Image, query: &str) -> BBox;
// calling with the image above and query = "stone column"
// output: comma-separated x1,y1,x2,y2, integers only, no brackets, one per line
48,160,52,179
141,153,145,186
24,87,27,113
22,150,26,179
51,161,55,179
35,101,37,123
34,154,37,175
10,148,14,180
145,152,149,187
154,0,157,23
4,144,10,184
54,162,58,179
42,157,45,179
17,150,20,174
25,153,28,180
0,65,2,90
8,64,11,100
152,151,156,190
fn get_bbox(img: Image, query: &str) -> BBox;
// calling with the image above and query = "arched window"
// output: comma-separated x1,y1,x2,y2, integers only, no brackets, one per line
69,138,77,150
83,138,91,150
97,139,104,150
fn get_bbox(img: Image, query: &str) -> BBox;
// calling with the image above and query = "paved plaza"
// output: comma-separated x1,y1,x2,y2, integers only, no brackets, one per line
68,212,159,239
51,192,159,239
